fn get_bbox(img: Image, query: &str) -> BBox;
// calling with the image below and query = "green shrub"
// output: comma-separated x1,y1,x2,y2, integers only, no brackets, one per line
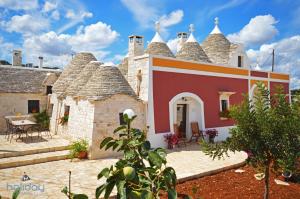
34,110,50,129
69,139,88,159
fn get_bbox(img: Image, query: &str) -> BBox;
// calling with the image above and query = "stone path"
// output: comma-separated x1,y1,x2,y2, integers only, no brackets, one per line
0,144,247,199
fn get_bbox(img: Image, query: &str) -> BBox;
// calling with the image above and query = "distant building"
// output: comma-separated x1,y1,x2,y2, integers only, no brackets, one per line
0,65,61,131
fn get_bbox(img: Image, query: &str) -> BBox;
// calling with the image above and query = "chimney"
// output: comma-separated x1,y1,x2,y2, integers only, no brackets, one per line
177,32,188,52
38,56,43,68
128,35,144,57
12,50,22,66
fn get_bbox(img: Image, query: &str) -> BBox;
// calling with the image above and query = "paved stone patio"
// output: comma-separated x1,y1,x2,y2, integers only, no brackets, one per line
0,144,247,199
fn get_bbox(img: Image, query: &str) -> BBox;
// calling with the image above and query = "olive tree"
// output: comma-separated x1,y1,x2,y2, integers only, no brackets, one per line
96,113,177,199
203,83,300,199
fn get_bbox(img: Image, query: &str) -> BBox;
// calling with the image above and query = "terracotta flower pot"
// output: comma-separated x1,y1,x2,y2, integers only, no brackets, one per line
78,151,88,159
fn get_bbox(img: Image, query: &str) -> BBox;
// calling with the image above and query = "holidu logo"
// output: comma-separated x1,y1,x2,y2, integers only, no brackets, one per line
6,172,45,194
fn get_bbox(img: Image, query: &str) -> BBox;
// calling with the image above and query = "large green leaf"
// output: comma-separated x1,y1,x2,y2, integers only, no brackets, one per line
98,168,110,179
148,151,163,168
73,194,89,199
104,181,115,199
116,181,126,199
12,188,20,199
114,125,126,133
95,184,106,199
100,137,114,149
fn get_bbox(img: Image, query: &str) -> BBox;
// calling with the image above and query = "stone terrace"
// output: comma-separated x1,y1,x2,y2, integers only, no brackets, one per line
0,144,247,199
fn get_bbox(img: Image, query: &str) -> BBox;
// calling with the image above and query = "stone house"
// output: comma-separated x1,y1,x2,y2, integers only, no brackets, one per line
0,65,60,132
50,54,145,159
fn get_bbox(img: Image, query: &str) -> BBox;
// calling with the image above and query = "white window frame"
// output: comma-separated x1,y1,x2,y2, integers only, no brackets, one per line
218,92,236,112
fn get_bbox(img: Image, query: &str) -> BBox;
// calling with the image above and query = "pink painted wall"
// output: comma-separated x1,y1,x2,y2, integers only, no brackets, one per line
152,71,248,133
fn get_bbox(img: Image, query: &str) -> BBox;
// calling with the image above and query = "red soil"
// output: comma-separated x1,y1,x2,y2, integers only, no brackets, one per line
161,165,300,199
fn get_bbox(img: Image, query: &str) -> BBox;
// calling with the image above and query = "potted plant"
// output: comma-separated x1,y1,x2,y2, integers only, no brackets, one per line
59,113,69,125
205,129,218,143
219,109,230,120
164,133,179,149
69,139,88,159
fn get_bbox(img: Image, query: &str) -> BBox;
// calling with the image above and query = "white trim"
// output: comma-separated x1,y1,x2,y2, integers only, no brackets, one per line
168,92,205,133
152,66,290,83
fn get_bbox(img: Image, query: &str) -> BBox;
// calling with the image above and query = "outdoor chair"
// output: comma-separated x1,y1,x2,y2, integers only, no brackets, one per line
4,118,11,140
173,124,187,147
9,122,26,143
190,122,204,142
26,125,42,141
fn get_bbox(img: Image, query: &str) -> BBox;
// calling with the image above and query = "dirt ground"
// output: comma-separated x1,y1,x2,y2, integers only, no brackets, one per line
161,165,300,199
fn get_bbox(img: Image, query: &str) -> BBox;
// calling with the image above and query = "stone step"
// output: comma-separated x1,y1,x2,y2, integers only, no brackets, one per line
0,145,70,159
0,150,70,169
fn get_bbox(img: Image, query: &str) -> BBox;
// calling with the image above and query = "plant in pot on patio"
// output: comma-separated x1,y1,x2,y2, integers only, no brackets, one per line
69,139,89,160
164,133,179,149
205,129,218,143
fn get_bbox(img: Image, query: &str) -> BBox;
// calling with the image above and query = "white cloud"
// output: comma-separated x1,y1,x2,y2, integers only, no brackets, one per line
0,0,38,10
58,9,93,33
247,35,300,89
4,14,49,35
167,38,179,53
121,0,159,28
43,1,57,12
51,10,60,20
0,37,18,63
159,10,183,28
227,15,278,47
121,0,183,32
208,0,248,17
22,21,119,67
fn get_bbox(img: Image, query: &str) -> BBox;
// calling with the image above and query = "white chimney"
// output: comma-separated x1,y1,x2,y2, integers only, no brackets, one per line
38,56,43,68
177,32,188,52
12,50,22,66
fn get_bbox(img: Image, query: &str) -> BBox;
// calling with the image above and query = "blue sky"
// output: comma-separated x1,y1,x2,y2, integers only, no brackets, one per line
0,0,299,88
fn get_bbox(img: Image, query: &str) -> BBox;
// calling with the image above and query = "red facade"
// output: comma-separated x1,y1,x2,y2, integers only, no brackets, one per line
152,71,248,133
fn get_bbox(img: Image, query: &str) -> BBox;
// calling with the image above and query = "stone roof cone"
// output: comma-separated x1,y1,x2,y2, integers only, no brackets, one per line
202,17,231,65
76,65,136,101
64,61,101,97
145,22,174,57
52,52,96,94
176,24,211,63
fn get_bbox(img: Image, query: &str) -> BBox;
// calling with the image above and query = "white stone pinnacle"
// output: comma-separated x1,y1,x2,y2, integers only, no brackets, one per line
151,21,165,43
187,24,197,42
211,17,222,34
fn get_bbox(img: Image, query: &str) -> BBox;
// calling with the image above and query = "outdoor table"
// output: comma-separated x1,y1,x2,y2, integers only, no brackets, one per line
11,120,37,140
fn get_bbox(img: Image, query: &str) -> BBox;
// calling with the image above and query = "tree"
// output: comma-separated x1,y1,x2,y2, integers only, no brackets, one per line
202,83,300,199
96,113,177,199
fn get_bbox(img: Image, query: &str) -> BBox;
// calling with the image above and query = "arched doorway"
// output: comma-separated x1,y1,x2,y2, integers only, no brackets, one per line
169,92,205,139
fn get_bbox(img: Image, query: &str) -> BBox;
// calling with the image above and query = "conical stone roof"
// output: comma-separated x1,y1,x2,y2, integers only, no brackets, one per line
176,33,211,63
202,18,231,65
145,23,174,58
76,66,136,101
52,52,96,94
145,42,174,58
202,33,231,65
64,61,101,97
